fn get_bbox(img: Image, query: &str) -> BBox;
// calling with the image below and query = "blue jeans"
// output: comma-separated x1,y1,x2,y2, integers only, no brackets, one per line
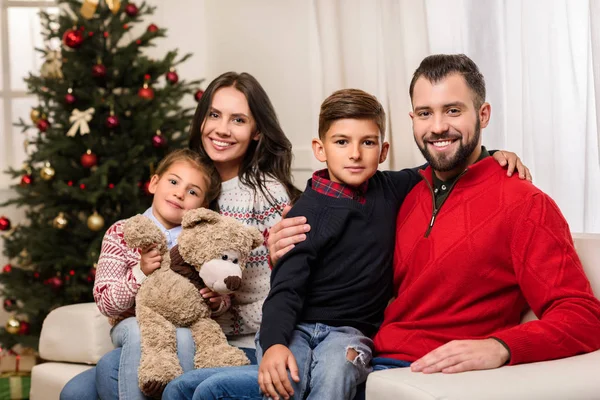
164,323,373,400
353,357,411,400
60,317,198,400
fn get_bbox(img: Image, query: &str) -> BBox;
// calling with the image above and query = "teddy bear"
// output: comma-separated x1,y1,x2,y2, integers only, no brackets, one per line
122,207,264,398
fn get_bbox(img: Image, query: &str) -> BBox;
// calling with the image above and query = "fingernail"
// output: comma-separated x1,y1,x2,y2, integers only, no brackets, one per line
507,172,512,176
303,225,310,232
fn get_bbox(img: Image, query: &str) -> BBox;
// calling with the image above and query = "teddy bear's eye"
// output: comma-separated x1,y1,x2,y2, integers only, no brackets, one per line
233,259,238,264
222,255,228,261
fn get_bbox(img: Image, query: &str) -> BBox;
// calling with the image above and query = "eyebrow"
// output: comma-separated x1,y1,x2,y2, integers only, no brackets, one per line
414,101,468,112
210,107,250,119
330,133,380,139
168,173,202,190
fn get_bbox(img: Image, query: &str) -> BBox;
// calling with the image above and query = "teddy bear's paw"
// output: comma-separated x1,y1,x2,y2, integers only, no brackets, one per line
194,345,250,369
140,379,167,399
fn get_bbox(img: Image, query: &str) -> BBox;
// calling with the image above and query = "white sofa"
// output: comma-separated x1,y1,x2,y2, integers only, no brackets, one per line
31,233,600,400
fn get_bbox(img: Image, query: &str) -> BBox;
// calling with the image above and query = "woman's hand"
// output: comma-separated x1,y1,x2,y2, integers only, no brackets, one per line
267,206,310,266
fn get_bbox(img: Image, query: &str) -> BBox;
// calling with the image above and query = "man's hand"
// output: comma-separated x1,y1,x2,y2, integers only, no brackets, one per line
410,338,510,374
258,344,300,400
200,287,226,311
140,245,162,276
493,150,532,181
268,206,310,266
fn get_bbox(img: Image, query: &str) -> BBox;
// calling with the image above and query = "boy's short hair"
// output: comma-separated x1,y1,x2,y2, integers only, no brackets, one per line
155,149,221,204
318,89,386,140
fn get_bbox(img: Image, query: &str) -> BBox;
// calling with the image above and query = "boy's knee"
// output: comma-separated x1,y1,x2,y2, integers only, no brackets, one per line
345,346,368,367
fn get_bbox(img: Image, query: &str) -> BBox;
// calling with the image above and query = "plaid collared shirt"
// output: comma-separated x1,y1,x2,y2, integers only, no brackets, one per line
311,169,368,205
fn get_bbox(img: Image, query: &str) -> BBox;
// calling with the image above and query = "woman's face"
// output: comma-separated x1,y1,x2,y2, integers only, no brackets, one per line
201,86,258,181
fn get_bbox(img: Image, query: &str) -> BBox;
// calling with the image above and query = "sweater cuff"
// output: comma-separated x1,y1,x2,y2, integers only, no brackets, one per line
490,337,511,364
132,262,147,285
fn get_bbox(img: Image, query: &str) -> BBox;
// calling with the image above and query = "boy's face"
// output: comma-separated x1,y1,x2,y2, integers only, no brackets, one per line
312,119,389,187
148,160,209,229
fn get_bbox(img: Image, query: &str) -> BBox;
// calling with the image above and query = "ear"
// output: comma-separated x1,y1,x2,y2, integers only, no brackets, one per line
243,226,264,250
409,111,415,121
182,207,220,228
312,138,327,163
379,141,390,164
253,131,260,141
148,174,160,195
479,102,491,129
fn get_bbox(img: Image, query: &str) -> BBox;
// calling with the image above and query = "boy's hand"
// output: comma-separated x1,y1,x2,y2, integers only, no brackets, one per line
140,245,162,276
493,150,532,181
200,287,226,310
268,206,311,266
258,344,300,400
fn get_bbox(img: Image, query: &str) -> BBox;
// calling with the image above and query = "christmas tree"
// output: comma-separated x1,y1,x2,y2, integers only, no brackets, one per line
0,0,203,349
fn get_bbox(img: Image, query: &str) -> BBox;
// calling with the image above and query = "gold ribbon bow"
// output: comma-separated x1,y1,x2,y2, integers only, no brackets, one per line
67,108,95,137
81,0,121,20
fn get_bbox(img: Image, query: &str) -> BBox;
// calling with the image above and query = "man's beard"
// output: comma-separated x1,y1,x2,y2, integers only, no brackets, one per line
415,119,481,172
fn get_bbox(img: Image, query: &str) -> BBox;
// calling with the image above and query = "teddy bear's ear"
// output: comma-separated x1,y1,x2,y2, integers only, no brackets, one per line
123,215,167,253
182,207,221,228
244,226,265,250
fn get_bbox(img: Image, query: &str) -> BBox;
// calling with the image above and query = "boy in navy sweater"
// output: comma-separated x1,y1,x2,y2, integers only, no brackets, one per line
257,89,422,400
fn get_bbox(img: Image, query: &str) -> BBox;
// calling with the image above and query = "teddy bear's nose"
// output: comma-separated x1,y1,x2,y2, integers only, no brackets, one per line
224,276,242,291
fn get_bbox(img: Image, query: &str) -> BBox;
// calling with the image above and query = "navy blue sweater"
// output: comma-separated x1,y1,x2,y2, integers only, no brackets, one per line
259,169,421,351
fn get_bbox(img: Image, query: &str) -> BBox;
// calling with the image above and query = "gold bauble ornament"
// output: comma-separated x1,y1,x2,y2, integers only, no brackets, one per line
40,162,55,181
6,316,20,334
53,212,68,229
87,211,105,231
30,109,41,124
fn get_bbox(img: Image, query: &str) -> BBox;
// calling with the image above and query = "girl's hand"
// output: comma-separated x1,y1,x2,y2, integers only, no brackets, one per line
140,245,162,276
200,287,226,310
492,150,532,181
267,206,311,266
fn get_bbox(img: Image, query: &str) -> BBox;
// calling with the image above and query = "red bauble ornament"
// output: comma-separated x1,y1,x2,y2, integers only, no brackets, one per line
3,298,17,312
138,85,155,100
147,24,158,33
106,114,120,129
125,3,139,17
18,320,30,335
63,28,84,48
92,64,107,78
46,276,63,290
103,31,109,38
3,264,12,273
65,93,76,105
37,119,50,132
152,134,167,148
33,272,40,279
0,216,11,231
81,150,98,168
135,39,142,45
166,71,179,84
20,175,33,186
194,89,204,102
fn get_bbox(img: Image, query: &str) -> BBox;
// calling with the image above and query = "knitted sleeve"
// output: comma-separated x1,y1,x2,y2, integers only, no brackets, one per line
492,193,600,365
93,220,142,318
216,179,290,336
383,164,425,202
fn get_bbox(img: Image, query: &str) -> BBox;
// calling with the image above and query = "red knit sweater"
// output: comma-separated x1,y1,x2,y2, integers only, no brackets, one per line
373,157,600,365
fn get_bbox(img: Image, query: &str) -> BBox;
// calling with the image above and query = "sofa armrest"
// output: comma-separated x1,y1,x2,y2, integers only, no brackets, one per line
366,350,600,400
39,302,114,364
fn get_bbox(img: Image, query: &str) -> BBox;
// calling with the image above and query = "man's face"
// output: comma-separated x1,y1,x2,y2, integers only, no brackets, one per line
410,73,490,178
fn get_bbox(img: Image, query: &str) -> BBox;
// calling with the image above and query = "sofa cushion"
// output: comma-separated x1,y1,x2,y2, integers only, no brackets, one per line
30,362,93,400
39,303,113,364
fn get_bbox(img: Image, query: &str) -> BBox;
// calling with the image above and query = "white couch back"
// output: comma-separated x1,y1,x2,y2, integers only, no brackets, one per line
521,233,600,323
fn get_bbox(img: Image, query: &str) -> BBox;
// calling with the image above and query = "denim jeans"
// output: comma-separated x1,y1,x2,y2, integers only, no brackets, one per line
164,323,373,400
353,357,411,400
60,317,198,400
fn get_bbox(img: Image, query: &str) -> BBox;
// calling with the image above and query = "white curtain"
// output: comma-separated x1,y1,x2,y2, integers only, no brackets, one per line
311,0,600,233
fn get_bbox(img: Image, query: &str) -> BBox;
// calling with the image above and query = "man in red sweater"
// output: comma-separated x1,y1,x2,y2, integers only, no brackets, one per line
269,53,600,376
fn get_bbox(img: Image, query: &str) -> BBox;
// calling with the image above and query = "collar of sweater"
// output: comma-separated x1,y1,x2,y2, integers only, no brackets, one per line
419,154,501,190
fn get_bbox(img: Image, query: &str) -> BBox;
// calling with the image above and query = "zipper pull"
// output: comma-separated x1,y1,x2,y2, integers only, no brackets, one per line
429,209,438,227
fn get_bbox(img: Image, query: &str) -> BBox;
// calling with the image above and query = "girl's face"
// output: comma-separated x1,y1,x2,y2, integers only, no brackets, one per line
148,160,208,229
201,86,259,181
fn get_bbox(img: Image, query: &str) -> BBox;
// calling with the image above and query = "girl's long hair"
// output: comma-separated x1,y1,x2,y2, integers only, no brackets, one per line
189,72,301,206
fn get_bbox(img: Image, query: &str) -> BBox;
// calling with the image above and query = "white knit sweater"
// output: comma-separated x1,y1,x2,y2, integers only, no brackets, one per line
213,176,289,338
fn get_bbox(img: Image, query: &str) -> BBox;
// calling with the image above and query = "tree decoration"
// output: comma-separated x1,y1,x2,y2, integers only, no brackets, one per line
40,49,64,79
194,89,204,102
45,276,63,290
87,211,105,231
81,149,98,168
5,317,20,335
37,119,50,132
18,320,30,335
20,174,33,186
3,264,12,273
67,108,95,137
65,88,76,105
63,28,84,49
80,0,121,19
0,216,11,231
152,130,167,148
3,298,17,312
147,23,158,33
30,109,41,124
105,111,120,129
40,162,56,181
92,63,107,78
138,83,154,100
166,69,178,84
125,3,139,17
52,212,68,229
